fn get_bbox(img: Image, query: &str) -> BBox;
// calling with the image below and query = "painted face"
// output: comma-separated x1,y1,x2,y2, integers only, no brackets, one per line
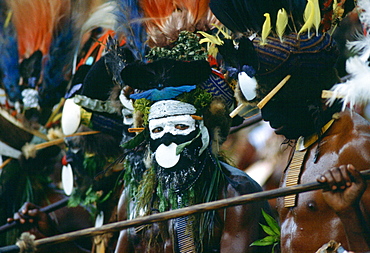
149,115,199,169
149,115,196,140
119,90,134,126
148,100,209,169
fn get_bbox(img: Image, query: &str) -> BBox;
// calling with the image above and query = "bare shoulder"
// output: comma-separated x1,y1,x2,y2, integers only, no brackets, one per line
334,110,370,138
323,110,370,170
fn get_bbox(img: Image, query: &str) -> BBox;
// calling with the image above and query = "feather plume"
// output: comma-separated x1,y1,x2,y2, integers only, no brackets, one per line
298,0,315,37
40,20,75,108
327,57,370,110
174,0,218,31
7,0,70,59
0,5,21,103
326,0,370,110
313,0,321,35
346,34,370,62
80,2,117,39
261,13,271,45
141,0,219,47
71,0,105,33
276,8,288,42
114,0,147,61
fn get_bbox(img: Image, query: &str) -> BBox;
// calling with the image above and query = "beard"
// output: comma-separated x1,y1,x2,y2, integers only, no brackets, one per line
153,135,206,193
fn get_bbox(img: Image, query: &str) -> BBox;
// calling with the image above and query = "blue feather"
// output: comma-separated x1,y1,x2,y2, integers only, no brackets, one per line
40,21,76,107
130,86,197,101
0,11,21,103
114,0,147,61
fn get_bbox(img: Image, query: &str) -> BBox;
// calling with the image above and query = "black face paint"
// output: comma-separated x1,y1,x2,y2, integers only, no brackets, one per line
149,129,199,153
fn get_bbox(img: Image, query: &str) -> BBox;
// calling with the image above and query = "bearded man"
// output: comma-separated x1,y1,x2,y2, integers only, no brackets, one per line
114,60,273,252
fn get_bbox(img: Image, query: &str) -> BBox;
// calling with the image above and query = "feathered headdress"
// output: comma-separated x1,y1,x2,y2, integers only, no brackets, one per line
140,0,220,47
208,0,351,108
0,3,21,103
117,0,236,149
325,0,370,110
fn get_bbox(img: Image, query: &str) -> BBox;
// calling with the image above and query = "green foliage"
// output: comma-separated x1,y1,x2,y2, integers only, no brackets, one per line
176,87,213,115
250,209,280,253
146,31,207,61
133,98,152,126
135,167,157,217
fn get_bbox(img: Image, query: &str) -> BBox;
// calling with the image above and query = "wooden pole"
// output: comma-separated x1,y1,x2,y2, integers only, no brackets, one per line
35,181,328,248
2,170,369,252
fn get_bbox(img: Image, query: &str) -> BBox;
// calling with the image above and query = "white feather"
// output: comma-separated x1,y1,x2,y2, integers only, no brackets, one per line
327,56,370,110
80,2,117,37
347,34,370,62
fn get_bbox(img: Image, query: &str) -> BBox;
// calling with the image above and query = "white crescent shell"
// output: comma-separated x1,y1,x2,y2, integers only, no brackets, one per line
238,72,257,101
62,164,74,196
61,98,81,135
95,211,104,228
155,143,180,168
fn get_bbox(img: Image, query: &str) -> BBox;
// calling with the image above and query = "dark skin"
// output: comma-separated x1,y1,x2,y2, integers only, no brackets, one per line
6,188,93,253
115,182,265,253
261,102,370,252
115,110,271,252
317,164,370,251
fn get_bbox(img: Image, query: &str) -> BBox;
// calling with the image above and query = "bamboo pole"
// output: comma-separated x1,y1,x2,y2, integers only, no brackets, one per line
257,75,291,109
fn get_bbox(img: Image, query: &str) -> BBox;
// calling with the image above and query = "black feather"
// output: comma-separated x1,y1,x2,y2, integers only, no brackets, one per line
217,37,259,70
209,0,283,33
120,59,212,90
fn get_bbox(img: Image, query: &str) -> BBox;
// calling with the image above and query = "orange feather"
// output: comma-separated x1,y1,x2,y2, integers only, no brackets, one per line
7,0,70,59
174,0,210,25
140,0,175,28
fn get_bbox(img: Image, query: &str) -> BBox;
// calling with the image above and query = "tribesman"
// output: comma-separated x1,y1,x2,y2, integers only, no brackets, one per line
209,0,370,251
112,0,274,252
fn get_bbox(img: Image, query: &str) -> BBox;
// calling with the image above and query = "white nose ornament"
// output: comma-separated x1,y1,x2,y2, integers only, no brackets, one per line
155,143,180,168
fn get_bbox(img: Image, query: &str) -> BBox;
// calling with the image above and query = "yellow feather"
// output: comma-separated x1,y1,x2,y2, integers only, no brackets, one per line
298,0,314,37
313,0,321,35
213,24,232,40
333,0,338,11
198,31,224,45
260,13,271,46
276,8,288,42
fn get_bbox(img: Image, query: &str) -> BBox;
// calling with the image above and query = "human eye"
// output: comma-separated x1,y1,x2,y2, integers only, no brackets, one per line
152,127,163,133
175,124,189,130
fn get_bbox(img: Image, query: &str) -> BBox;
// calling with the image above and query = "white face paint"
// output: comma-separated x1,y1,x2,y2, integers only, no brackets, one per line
149,115,197,169
121,108,134,126
119,90,134,126
149,115,196,140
